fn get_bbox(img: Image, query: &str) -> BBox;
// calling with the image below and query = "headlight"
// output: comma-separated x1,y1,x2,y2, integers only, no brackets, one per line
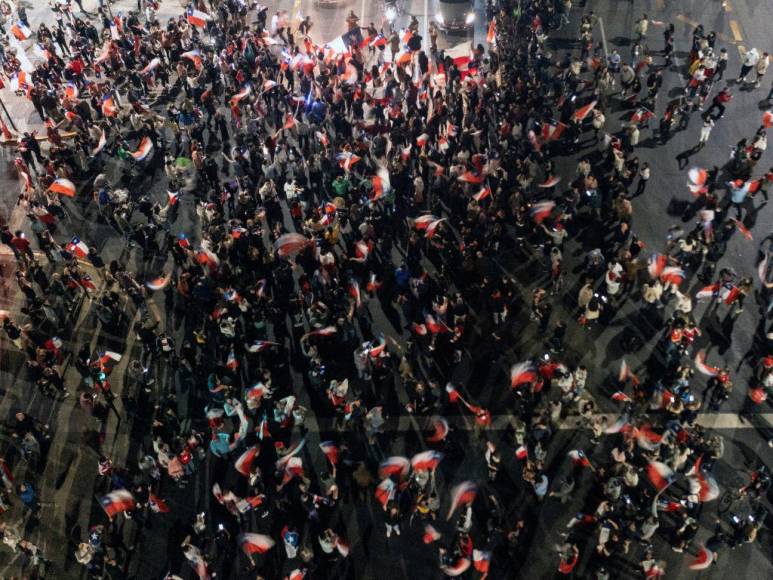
435,13,444,25
385,6,397,21
465,12,476,25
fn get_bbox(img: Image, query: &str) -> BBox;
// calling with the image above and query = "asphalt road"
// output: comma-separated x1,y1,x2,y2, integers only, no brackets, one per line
0,0,772,579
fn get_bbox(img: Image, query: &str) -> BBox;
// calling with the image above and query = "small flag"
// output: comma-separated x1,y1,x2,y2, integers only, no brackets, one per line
274,233,312,258
149,492,171,513
375,478,395,509
187,9,212,28
530,200,555,223
572,100,597,122
568,449,592,468
100,489,136,518
102,96,117,117
411,450,443,472
688,546,714,570
238,533,275,555
91,129,107,156
131,137,154,161
510,362,537,388
319,441,339,466
694,350,719,377
426,417,449,443
66,237,89,258
49,178,76,197
11,21,32,41
447,481,477,519
378,456,410,480
646,461,674,491
235,446,260,476
145,274,170,291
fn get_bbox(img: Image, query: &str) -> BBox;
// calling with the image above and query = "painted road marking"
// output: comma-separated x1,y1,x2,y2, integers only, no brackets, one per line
729,20,744,42
738,44,746,57
301,413,773,432
655,0,664,11
723,0,732,12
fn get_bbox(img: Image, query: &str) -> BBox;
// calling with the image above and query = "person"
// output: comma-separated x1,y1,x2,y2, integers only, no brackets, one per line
705,86,732,118
754,52,770,88
698,116,715,148
737,47,760,83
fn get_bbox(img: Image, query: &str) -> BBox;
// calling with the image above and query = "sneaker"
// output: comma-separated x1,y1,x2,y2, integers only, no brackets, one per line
395,527,401,536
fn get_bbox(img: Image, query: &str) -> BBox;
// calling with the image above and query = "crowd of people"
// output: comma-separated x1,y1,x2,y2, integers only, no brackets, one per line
0,0,771,578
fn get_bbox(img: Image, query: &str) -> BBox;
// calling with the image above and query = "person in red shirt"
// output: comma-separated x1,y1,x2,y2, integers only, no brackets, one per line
706,87,732,118
10,231,33,261
558,543,580,575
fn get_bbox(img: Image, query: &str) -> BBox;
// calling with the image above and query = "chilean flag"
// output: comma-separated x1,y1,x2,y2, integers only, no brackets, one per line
530,200,555,223
646,461,674,491
336,151,361,172
425,218,445,239
457,171,484,184
98,351,122,370
319,441,339,466
473,550,491,574
515,445,528,460
131,137,154,161
648,252,667,278
447,481,477,519
425,314,450,334
187,9,212,28
568,449,592,468
572,100,597,122
140,57,161,75
441,558,471,577
688,545,714,570
181,49,203,69
235,446,260,476
102,96,118,117
247,340,278,353
411,450,443,471
149,492,171,513
66,237,89,258
423,524,442,544
659,266,685,286
426,417,449,443
688,470,720,502
511,362,537,388
378,456,410,480
375,478,395,509
274,233,312,258
230,84,251,105
238,533,275,555
694,350,719,377
64,82,79,99
146,274,170,291
696,283,720,300
100,489,136,518
474,186,491,201
11,21,32,41
49,178,77,198
91,129,107,156
414,214,439,230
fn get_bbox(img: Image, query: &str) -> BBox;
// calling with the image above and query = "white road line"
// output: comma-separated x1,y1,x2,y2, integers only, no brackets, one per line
297,413,773,432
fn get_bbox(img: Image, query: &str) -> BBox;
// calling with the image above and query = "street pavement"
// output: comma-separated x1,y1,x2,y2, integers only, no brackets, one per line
0,0,772,578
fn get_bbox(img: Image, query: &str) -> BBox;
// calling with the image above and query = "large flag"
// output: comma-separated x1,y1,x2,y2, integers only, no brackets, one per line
66,237,89,258
11,21,32,41
411,450,443,472
100,490,136,518
49,178,76,197
238,533,275,555
187,9,212,28
447,481,477,519
131,136,154,161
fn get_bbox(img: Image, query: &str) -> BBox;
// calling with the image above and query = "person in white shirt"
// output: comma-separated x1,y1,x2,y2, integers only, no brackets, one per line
698,116,714,148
